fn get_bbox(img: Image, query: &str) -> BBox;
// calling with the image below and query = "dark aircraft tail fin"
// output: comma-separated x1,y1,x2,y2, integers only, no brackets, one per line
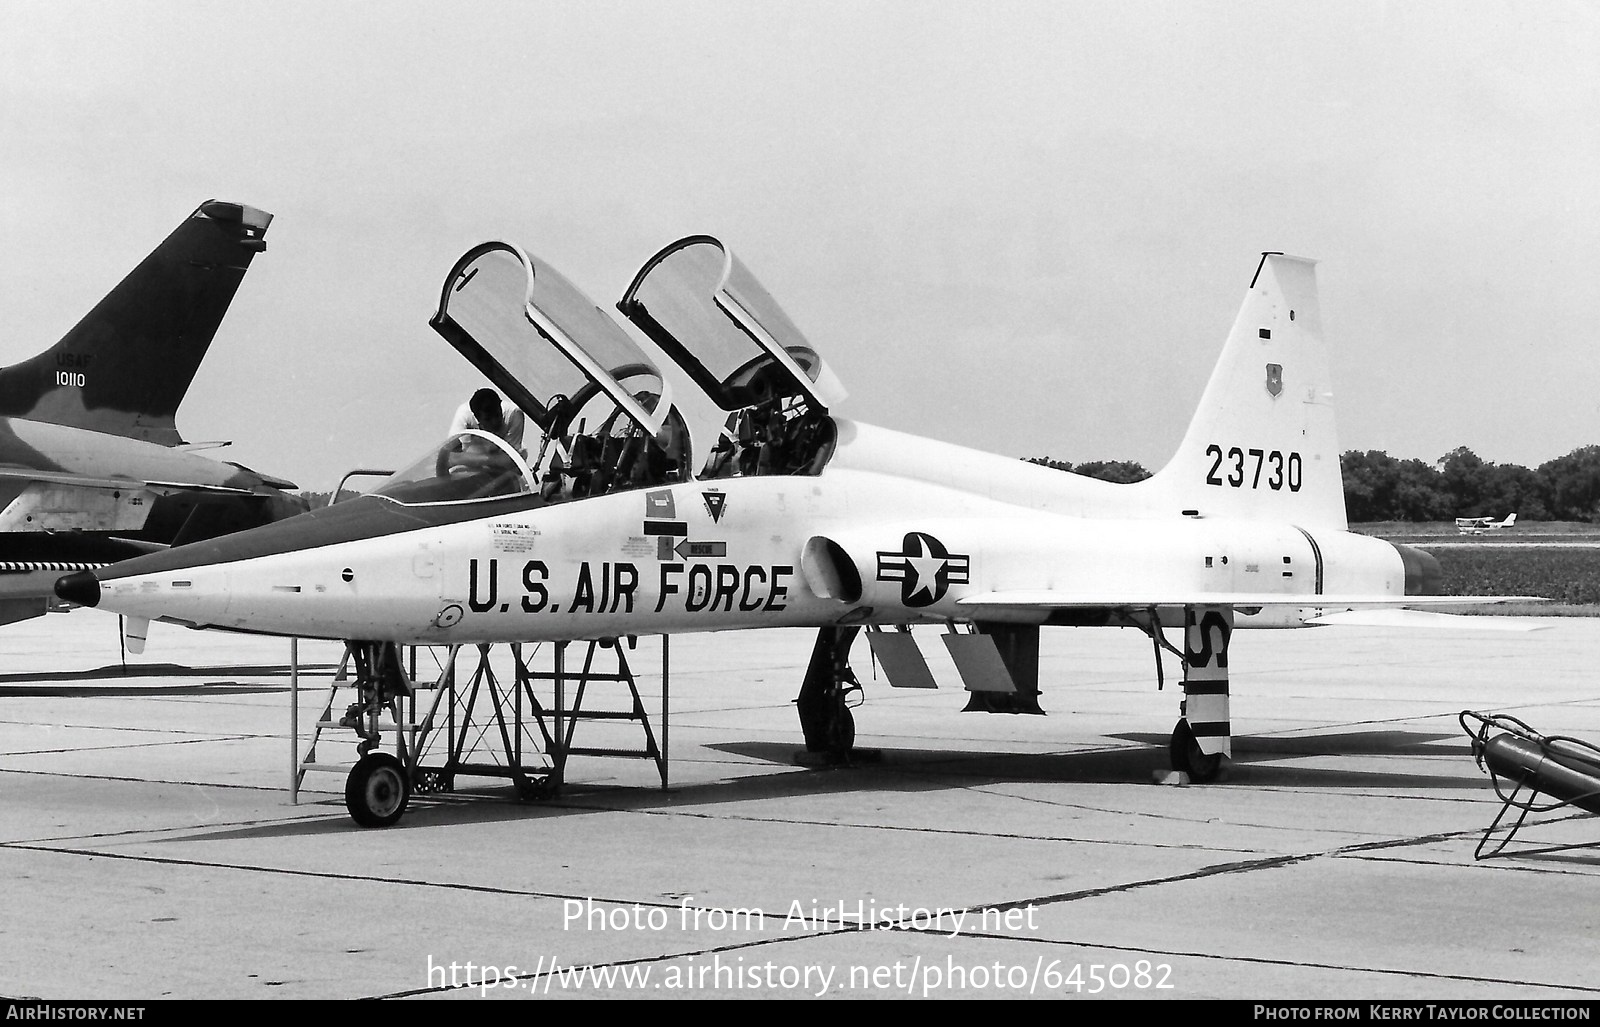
0,200,272,446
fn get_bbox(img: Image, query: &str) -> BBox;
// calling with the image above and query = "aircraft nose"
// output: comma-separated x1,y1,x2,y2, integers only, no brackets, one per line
55,570,102,608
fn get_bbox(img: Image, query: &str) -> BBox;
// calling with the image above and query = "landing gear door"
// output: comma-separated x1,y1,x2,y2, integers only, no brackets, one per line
618,236,846,413
430,241,671,438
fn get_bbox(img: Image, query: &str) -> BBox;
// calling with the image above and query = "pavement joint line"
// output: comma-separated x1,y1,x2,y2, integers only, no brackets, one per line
977,825,1498,914
1353,851,1600,875
0,763,304,792
0,734,261,756
0,842,964,925
0,811,343,847
932,928,1600,996
546,801,1267,851
3,807,1596,993
4,768,1576,855
0,717,280,737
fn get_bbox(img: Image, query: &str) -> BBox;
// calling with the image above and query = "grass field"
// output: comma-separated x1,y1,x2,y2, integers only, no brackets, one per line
1353,521,1600,614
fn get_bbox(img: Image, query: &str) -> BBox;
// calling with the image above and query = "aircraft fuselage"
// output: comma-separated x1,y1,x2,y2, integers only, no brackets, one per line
78,426,1418,643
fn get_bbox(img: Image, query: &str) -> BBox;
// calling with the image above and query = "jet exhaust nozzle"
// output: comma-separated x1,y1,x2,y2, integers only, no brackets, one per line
1391,542,1443,595
55,571,102,608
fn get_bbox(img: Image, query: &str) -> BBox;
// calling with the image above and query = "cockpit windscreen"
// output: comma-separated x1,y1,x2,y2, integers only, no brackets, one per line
370,430,536,506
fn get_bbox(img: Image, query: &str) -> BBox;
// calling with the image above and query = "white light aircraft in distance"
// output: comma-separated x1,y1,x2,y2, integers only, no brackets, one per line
55,239,1534,825
1456,513,1517,535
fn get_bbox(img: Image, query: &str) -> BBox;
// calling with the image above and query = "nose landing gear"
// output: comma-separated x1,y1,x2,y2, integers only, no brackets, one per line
346,750,411,828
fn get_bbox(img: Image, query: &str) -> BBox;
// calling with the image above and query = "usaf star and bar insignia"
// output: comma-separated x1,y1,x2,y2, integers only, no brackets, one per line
875,531,971,607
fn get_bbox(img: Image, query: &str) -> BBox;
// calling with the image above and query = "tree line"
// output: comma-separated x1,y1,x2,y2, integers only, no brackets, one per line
1029,446,1600,522
296,446,1600,523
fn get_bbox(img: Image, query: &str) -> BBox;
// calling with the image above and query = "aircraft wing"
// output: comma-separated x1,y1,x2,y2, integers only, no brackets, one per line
1300,609,1549,631
956,590,1541,611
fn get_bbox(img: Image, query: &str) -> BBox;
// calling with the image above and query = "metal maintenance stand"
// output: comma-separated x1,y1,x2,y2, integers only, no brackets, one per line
291,636,670,825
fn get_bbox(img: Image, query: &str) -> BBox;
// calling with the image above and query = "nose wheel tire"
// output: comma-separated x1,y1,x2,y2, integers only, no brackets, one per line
824,695,855,755
1170,719,1223,783
345,752,411,827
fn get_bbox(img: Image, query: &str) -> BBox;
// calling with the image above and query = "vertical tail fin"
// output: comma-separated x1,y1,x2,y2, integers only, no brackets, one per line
0,200,272,445
1143,253,1347,530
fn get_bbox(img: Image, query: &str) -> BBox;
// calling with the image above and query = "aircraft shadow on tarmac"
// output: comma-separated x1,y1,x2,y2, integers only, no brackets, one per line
164,727,1510,844
710,729,1481,792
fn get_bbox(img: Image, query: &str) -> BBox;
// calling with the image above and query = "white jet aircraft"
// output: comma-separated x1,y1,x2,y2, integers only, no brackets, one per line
55,239,1531,825
1456,513,1517,535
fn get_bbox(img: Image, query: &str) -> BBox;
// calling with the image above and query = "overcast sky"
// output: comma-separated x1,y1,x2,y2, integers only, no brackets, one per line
2,0,1596,490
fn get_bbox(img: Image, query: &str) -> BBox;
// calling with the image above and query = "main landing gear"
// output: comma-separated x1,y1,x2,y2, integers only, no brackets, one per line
1169,718,1223,783
1140,605,1234,783
795,626,864,763
1171,605,1233,782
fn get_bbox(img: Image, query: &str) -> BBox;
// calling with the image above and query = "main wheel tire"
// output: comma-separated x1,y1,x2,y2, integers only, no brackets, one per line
1170,719,1223,783
346,752,411,827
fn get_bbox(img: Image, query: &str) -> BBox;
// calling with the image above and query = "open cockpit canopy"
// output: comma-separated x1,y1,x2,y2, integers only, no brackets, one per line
370,430,536,506
430,242,672,438
430,241,693,501
618,235,846,413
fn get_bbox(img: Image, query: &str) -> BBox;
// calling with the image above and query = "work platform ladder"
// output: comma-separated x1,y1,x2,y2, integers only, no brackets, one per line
290,636,671,804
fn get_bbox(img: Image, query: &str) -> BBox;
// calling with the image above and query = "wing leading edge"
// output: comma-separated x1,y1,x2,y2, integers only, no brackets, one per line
956,590,1542,610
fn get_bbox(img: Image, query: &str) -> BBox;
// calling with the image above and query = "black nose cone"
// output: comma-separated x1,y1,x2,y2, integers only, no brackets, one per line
55,571,102,608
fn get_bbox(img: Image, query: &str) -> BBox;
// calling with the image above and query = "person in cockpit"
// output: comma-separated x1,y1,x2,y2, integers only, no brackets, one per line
449,387,527,455
432,388,531,498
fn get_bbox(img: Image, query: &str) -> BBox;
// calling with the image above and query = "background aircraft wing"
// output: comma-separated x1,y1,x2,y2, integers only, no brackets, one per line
0,467,254,495
139,479,255,495
0,467,144,491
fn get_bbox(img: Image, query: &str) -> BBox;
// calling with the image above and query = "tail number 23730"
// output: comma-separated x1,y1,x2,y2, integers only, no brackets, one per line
1204,445,1302,491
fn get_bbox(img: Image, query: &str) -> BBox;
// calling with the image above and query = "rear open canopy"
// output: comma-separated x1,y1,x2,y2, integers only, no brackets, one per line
617,236,845,412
